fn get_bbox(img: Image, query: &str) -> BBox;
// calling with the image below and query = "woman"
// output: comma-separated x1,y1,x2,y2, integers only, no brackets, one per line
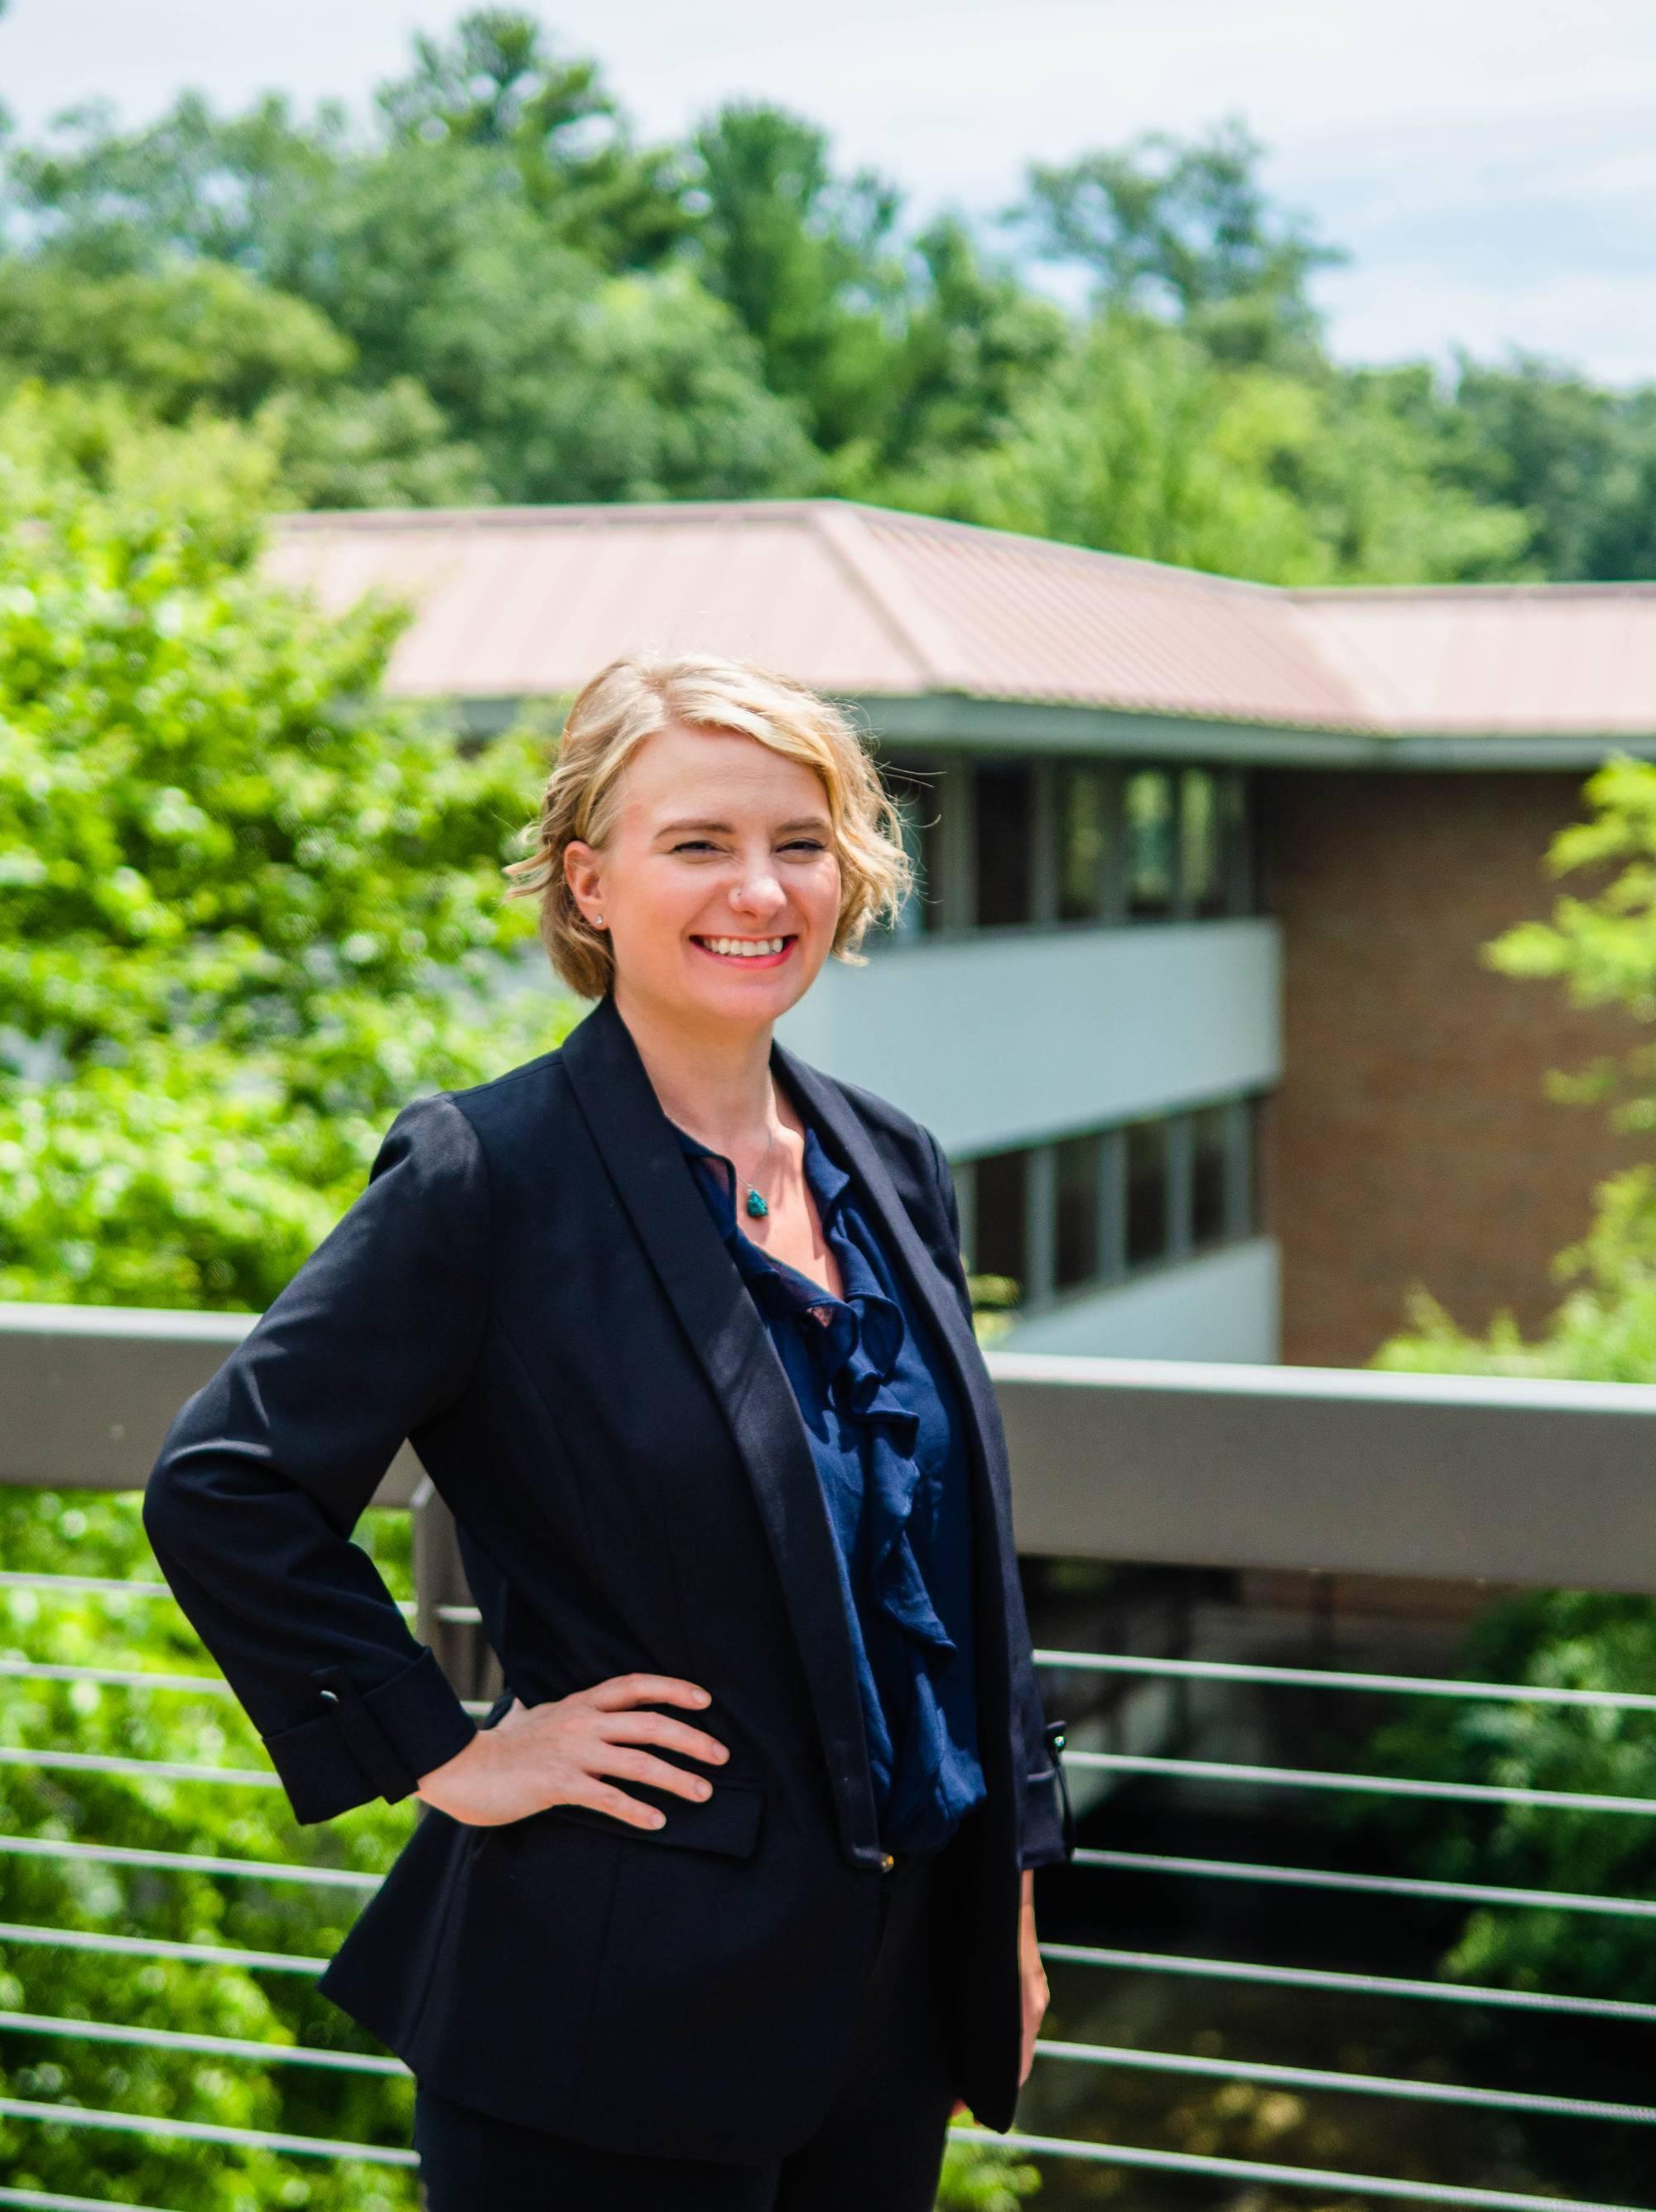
142,653,1073,2210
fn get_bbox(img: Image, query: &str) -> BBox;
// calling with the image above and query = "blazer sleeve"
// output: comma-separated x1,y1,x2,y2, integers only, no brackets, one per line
922,1126,1072,1870
141,1093,486,1824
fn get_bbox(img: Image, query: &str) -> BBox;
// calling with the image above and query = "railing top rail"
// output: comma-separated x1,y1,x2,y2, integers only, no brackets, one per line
987,1347,1656,1417
0,1301,252,1346
6,1301,1656,1411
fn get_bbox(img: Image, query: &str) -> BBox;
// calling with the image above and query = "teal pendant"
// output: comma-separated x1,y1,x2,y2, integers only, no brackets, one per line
745,1188,768,1217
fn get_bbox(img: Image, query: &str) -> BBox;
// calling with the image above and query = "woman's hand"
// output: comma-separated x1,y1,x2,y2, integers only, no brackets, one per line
414,1673,729,1829
1018,1868,1048,2086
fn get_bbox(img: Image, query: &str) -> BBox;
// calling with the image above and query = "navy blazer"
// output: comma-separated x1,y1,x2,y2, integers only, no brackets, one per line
142,986,1066,2161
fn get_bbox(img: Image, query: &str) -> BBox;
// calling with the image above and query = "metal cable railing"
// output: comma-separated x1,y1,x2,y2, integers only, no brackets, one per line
1033,2036,1656,2126
1076,1844,1656,1918
0,2188,178,2212
1035,1645,1656,1712
0,2096,418,2167
5,1575,1656,2201
950,2128,1656,2212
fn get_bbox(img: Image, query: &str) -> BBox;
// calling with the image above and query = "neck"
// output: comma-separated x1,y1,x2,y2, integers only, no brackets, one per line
609,980,778,1151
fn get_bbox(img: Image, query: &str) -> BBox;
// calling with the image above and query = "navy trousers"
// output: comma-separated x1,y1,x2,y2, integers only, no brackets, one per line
414,1852,958,2210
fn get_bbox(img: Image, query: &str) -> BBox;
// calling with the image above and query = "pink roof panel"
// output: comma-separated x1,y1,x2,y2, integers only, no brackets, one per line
267,501,1656,740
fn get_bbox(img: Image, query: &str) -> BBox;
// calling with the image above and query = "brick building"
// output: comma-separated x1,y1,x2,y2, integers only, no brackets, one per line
272,503,1656,1367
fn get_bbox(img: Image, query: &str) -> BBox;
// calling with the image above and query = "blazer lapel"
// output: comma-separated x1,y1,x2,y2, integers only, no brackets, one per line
558,992,883,1867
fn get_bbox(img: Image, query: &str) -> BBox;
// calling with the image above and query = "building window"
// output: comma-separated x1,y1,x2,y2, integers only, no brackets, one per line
1053,1130,1102,1289
974,763,1036,928
956,1092,1262,1318
970,1146,1029,1306
1124,1118,1172,1265
1190,1102,1231,1247
1181,767,1251,919
881,761,944,936
1123,769,1176,919
1056,764,1110,923
875,750,1253,943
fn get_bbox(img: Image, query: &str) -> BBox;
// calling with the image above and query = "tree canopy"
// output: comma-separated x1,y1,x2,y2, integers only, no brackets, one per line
0,387,561,1312
7,7,1654,582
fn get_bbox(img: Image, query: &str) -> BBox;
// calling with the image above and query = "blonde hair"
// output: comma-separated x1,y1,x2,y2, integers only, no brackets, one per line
508,653,916,1000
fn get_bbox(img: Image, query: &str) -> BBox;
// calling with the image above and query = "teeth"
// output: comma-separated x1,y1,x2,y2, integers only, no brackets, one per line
700,936,787,958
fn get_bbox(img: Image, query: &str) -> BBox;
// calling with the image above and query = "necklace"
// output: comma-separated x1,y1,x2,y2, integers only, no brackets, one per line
743,1087,778,1217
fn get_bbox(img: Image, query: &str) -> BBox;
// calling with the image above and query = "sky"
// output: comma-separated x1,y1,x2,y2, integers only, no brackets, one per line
5,0,1656,384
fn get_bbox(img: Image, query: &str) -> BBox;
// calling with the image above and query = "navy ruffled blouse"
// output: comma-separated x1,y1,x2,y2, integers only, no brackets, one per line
671,1112,987,1856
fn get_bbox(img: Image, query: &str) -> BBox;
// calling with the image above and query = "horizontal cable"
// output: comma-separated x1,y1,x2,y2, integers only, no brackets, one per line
0,2188,177,2212
0,1571,417,1617
0,1832,381,1890
1065,1747,1656,1814
0,1744,277,1789
0,2008,403,2075
0,1658,231,1695
0,2094,416,2167
1076,1845,1656,1920
0,1573,172,1600
1042,1941,1656,2021
951,2126,1654,2212
1037,2035,1656,2125
1035,1646,1656,1713
0,1920,325,1976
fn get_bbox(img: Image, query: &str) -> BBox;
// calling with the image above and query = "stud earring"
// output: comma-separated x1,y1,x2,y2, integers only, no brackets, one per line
593,913,605,928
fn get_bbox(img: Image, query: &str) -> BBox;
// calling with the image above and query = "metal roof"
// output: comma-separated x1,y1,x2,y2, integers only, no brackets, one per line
267,500,1656,740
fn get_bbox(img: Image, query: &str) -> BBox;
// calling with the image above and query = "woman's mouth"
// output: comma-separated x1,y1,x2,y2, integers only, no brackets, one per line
691,934,797,969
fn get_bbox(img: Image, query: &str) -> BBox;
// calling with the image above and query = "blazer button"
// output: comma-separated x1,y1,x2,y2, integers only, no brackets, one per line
879,1852,895,1872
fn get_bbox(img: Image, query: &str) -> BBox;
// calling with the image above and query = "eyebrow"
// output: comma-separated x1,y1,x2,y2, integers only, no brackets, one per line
653,817,831,837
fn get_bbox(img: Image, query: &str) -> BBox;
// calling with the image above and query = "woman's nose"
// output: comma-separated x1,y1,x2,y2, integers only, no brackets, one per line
729,869,787,913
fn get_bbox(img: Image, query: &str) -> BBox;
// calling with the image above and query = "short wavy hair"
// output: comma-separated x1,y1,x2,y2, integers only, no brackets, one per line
508,653,916,1001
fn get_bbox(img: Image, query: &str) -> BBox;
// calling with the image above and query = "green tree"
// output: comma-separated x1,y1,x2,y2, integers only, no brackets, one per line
887,311,1527,585
0,257,349,419
201,133,814,504
0,1487,425,2210
691,101,906,457
5,89,349,277
0,382,566,2207
375,7,691,270
1014,116,1345,368
1375,753,1656,1381
1447,353,1656,582
0,384,565,1312
1355,757,1656,2199
832,216,1066,489
3,51,809,508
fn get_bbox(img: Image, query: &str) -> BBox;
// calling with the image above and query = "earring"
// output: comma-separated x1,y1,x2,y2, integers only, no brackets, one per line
593,913,605,928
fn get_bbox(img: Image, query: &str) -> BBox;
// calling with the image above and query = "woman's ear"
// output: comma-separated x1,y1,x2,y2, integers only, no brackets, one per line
563,838,604,923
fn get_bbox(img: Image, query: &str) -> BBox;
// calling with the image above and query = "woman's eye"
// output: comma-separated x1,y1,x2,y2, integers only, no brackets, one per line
782,840,826,853
671,840,720,853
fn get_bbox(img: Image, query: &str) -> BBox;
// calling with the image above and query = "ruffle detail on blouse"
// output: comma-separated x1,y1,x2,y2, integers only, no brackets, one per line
676,1121,980,1843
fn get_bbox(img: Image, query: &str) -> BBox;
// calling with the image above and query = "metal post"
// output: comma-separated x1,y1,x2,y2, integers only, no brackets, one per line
412,1477,503,1705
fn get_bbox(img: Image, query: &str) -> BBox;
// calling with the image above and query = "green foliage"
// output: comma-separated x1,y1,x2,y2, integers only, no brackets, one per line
1362,756,1656,2200
0,258,350,420
888,311,1527,584
0,11,1641,576
1377,752,1656,1379
691,102,906,457
936,2131,1043,2207
374,9,691,270
0,1487,421,2210
0,385,565,1310
1015,114,1346,369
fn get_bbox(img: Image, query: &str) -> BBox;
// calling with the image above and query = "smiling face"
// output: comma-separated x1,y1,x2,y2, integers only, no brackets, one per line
561,719,844,1036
